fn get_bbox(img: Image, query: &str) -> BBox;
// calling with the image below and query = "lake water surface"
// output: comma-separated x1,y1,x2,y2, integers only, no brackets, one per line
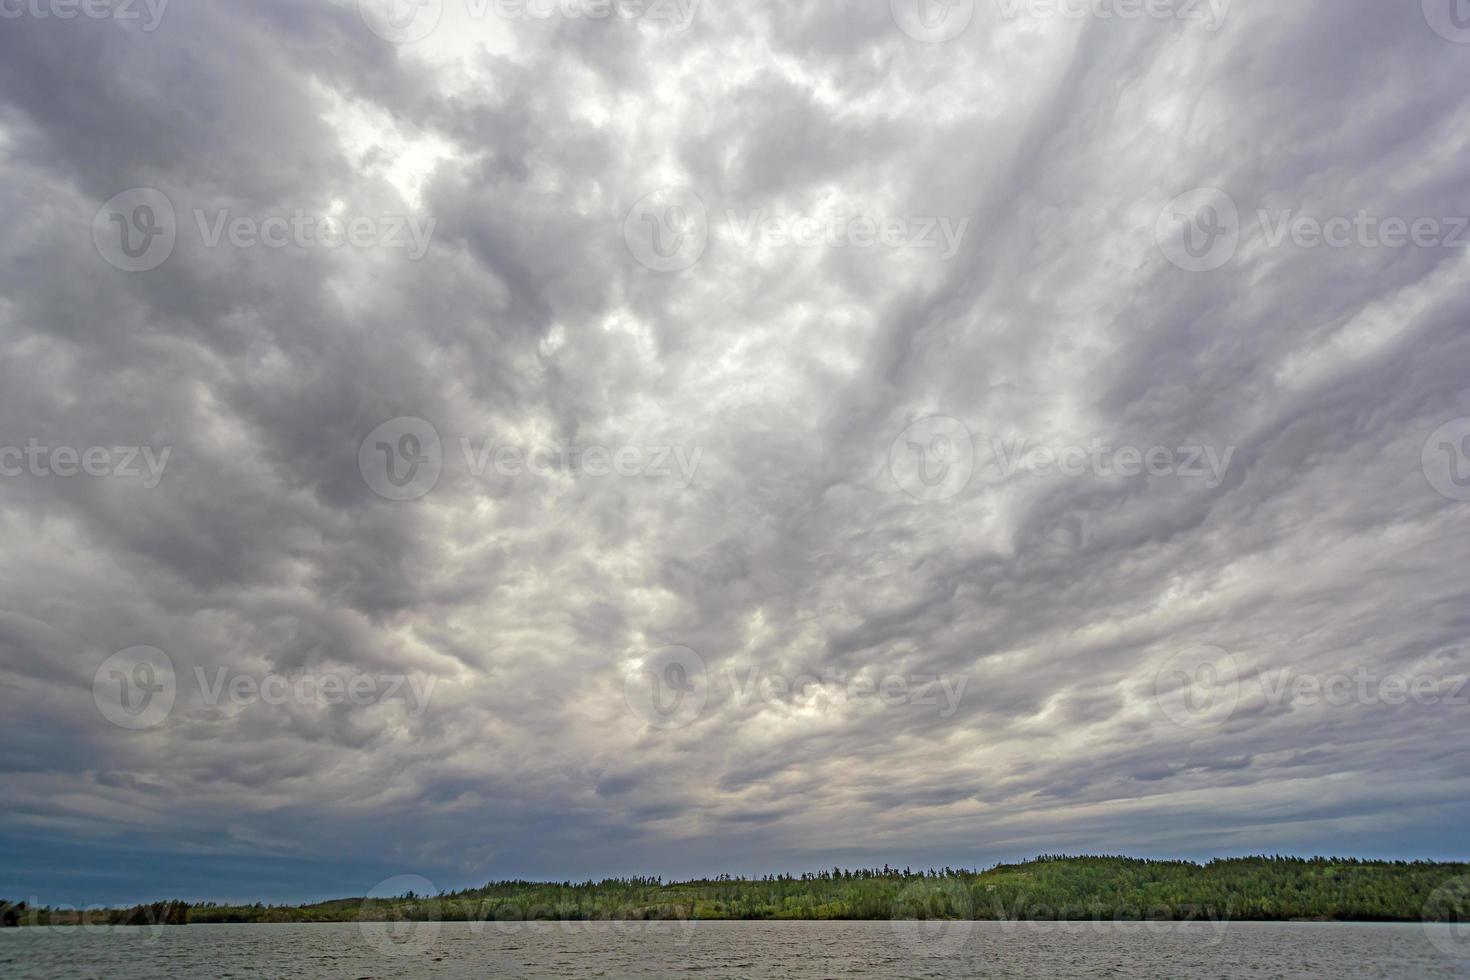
2,920,1466,978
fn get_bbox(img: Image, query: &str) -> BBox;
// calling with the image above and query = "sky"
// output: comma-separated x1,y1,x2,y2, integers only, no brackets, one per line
1,0,1469,908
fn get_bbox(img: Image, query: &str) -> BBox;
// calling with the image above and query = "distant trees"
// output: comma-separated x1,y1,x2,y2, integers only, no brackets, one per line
110,901,189,927
18,858,1470,926
312,857,1468,924
14,900,189,928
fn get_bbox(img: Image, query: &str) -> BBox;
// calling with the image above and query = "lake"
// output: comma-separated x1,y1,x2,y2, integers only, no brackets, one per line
2,920,1466,978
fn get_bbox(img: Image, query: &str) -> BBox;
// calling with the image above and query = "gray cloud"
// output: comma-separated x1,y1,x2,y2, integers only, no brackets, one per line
0,0,1468,904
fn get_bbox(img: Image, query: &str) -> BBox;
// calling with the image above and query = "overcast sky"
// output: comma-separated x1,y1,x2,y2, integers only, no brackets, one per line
2,0,1469,906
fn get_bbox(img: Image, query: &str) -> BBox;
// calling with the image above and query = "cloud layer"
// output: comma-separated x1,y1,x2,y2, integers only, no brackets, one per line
1,0,1468,905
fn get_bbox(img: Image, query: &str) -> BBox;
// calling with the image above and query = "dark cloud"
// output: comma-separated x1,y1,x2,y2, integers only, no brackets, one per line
0,0,1467,906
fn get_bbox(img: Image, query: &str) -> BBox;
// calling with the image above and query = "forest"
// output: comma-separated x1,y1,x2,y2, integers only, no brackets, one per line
13,856,1470,927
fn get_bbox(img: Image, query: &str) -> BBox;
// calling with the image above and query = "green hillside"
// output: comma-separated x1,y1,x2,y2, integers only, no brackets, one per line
16,855,1470,927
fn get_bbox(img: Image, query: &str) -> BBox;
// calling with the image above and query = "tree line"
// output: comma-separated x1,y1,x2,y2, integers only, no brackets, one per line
11,856,1469,926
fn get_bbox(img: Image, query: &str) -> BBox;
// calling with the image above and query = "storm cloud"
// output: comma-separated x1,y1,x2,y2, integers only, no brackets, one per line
1,0,1467,905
